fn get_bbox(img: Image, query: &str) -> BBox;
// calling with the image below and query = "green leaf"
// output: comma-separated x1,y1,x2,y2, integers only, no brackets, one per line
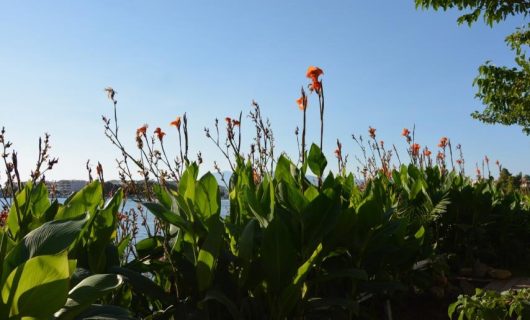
3,214,88,284
143,202,190,231
7,182,50,239
180,163,199,202
415,226,426,239
135,236,164,259
274,155,297,185
199,289,240,320
74,304,134,319
1,252,69,318
56,181,103,220
261,215,297,293
195,172,221,220
197,217,223,292
54,274,124,320
307,144,327,177
87,189,123,273
152,184,173,210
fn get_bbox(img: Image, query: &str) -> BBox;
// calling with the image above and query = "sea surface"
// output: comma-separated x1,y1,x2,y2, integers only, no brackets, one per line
4,198,230,240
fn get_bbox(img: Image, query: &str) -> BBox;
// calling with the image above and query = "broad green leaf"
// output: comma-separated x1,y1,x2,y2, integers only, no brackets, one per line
143,202,189,231
74,304,134,319
135,236,164,259
180,163,199,202
56,181,102,220
197,217,223,291
195,172,221,220
54,274,124,320
261,215,297,293
2,252,69,318
307,144,327,177
7,182,50,239
87,189,122,273
274,155,297,185
199,289,240,320
152,184,173,210
3,214,88,284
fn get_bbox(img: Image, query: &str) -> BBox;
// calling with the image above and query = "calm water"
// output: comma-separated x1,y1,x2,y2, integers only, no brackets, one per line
4,198,230,240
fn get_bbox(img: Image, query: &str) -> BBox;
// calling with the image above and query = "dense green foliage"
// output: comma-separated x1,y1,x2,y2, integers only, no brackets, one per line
416,0,530,134
449,288,530,319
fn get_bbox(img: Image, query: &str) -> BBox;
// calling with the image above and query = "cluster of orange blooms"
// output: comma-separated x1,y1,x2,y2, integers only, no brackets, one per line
297,66,324,111
135,116,182,143
225,117,241,127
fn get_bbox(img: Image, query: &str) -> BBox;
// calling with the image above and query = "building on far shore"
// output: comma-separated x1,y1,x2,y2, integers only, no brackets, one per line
47,180,87,197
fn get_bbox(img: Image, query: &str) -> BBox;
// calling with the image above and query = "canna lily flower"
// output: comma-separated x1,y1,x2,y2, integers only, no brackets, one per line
296,96,307,111
437,151,445,160
368,126,376,139
401,128,410,137
306,66,324,92
170,117,182,130
334,148,341,158
306,66,324,80
456,159,463,165
423,147,432,157
225,117,231,124
154,127,166,141
232,120,240,126
411,143,420,156
136,124,148,137
438,137,448,148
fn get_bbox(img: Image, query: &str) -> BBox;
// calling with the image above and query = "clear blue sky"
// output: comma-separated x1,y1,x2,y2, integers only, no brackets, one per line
0,1,528,180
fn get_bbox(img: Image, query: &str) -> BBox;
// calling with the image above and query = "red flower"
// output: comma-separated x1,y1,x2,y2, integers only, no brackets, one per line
136,124,148,137
411,143,420,156
334,148,341,158
154,127,166,140
402,128,410,137
170,117,182,130
306,66,324,92
232,120,240,126
438,137,448,148
368,126,376,139
225,117,231,124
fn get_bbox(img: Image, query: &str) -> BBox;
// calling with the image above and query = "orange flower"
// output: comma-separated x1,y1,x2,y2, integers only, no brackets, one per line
423,147,432,157
170,117,182,130
154,127,166,140
232,120,240,126
437,151,445,160
368,126,376,139
306,66,323,92
306,66,324,80
438,137,448,148
411,143,420,156
401,128,410,137
225,117,231,124
136,124,148,137
334,148,341,158
296,96,307,111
